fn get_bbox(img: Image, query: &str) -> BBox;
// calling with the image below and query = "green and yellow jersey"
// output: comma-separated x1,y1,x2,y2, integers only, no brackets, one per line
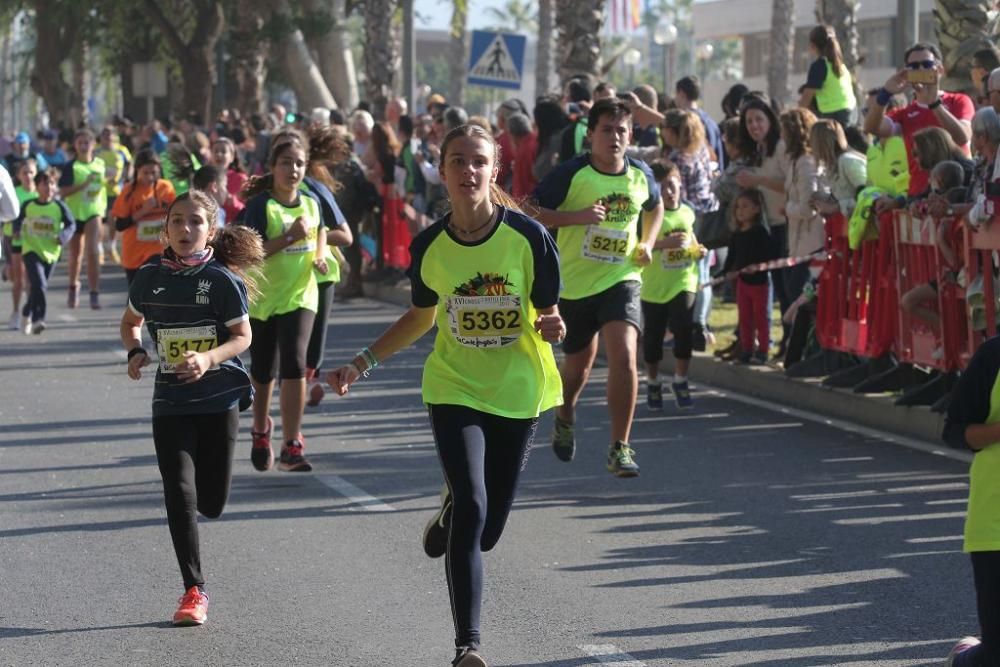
640,203,700,304
301,177,347,286
59,157,107,222
14,197,75,264
944,336,1000,551
97,144,132,198
532,154,660,300
409,207,563,419
237,190,322,320
4,185,38,244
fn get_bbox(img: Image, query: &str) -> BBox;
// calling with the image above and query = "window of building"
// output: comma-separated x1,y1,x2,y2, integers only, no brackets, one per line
858,19,893,69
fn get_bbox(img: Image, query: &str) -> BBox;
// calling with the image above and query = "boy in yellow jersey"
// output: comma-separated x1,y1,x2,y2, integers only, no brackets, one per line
59,129,107,309
943,337,1000,665
641,161,705,411
531,98,664,477
97,126,132,265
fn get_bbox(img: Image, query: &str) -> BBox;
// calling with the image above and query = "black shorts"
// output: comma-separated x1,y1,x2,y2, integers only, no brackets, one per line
2,235,21,256
74,215,100,234
559,280,641,355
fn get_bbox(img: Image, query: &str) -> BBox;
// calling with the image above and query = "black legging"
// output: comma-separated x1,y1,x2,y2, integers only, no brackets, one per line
641,292,696,364
306,281,335,371
152,408,238,590
428,404,538,650
953,551,1000,666
21,252,53,323
249,308,315,382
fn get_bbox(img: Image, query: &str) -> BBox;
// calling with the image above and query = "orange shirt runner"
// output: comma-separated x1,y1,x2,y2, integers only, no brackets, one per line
112,179,177,270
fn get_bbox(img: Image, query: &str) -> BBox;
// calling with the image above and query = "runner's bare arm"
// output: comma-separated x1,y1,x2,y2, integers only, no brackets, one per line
532,203,606,229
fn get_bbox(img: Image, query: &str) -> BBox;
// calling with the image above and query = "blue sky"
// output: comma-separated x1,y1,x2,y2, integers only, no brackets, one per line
414,0,507,31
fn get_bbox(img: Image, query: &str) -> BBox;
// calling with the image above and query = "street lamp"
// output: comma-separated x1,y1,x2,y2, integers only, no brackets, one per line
652,23,678,93
623,47,642,88
696,42,714,82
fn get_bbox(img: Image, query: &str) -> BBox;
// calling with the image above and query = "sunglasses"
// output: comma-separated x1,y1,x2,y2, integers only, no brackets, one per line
906,59,936,70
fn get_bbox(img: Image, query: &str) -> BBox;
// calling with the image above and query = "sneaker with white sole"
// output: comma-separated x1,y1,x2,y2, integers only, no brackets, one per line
452,646,487,667
945,636,981,666
607,441,639,477
423,485,452,558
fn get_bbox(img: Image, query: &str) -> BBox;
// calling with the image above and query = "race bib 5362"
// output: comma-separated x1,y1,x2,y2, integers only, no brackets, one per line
446,294,522,349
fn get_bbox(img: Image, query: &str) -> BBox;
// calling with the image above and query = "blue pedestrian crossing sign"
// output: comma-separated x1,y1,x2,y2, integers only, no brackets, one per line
467,30,526,90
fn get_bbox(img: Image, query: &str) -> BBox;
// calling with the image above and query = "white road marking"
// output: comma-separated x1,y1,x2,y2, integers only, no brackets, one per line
58,314,77,322
579,644,646,667
822,456,875,463
714,421,803,432
109,347,128,360
315,475,395,512
702,388,974,464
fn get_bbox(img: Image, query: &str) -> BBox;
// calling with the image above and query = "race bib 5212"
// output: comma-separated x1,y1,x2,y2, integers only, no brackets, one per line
582,226,629,264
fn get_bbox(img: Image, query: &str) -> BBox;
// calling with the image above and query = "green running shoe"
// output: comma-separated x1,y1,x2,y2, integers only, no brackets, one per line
607,441,639,477
551,415,576,462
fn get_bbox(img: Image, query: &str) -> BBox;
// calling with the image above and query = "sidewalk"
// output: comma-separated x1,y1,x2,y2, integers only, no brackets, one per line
365,280,950,450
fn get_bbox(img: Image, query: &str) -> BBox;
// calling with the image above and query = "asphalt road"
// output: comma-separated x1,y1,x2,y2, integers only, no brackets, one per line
0,266,981,666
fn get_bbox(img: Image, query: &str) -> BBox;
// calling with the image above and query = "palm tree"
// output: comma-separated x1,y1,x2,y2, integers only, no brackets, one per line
537,0,554,96
448,0,468,106
934,0,1000,94
767,0,794,106
555,0,605,85
363,0,400,116
485,0,538,33
815,0,860,72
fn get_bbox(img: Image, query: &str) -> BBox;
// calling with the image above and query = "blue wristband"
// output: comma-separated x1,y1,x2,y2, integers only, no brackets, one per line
876,87,892,107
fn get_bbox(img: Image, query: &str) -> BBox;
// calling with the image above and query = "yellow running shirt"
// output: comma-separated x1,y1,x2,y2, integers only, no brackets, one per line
532,154,660,300
409,207,563,419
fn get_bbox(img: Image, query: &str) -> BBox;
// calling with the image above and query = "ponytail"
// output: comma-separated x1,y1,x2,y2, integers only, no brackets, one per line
489,183,523,213
240,173,274,201
211,225,265,302
810,25,845,78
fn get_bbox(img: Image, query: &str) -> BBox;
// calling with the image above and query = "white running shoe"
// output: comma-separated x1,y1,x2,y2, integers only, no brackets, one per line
7,311,19,330
945,636,981,666
22,317,32,335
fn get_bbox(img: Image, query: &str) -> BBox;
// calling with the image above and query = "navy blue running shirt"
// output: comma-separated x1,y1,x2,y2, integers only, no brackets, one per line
128,258,253,417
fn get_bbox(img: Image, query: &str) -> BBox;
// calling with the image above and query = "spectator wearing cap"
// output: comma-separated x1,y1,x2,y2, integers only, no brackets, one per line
5,132,48,174
38,130,66,168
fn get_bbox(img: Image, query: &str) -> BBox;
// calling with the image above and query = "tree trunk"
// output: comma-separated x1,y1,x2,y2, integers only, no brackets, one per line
363,0,399,118
143,0,225,125
815,0,860,72
303,0,359,110
555,0,604,85
448,0,468,106
934,0,999,95
29,0,83,130
278,28,338,110
536,0,554,96
767,0,795,107
230,4,269,114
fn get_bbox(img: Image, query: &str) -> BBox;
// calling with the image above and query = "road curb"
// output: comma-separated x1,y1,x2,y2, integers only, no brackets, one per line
366,281,946,447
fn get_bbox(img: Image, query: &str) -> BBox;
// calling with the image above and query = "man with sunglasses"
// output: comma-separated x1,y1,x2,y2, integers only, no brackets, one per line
864,42,974,198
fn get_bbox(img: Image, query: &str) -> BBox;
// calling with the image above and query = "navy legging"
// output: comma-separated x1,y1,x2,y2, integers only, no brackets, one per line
428,404,537,650
954,551,1000,666
21,252,53,323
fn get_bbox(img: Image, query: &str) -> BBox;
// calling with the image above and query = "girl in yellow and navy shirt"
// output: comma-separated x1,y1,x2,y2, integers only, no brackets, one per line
59,128,107,309
237,129,328,474
943,337,1000,664
327,124,564,667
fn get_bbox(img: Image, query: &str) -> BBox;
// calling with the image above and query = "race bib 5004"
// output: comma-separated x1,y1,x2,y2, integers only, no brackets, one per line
155,325,219,374
662,247,694,270
446,295,522,349
582,226,629,264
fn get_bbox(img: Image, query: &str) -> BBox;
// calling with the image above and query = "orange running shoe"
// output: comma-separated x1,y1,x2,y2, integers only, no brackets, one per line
172,586,208,626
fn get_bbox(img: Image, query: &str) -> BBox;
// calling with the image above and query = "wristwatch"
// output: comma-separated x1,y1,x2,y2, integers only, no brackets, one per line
285,234,295,245
929,97,943,110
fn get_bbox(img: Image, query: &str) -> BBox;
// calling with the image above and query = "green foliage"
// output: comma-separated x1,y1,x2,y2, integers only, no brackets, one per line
484,0,537,34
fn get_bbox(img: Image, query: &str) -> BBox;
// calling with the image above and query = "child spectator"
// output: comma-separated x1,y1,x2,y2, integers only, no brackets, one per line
809,119,867,218
722,189,775,364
